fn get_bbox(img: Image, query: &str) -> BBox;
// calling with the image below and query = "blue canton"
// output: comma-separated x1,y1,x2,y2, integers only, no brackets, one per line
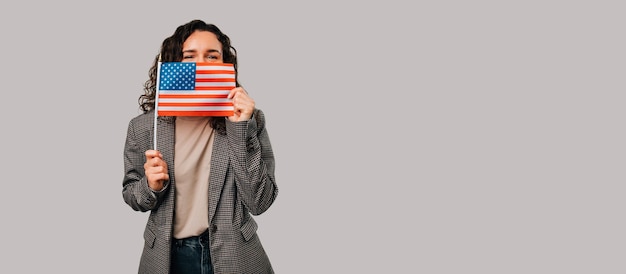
159,62,196,90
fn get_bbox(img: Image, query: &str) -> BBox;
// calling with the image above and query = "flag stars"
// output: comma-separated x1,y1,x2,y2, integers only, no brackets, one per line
159,62,197,90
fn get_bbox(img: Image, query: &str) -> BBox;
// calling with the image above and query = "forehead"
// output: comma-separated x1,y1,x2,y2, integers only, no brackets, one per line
182,31,222,50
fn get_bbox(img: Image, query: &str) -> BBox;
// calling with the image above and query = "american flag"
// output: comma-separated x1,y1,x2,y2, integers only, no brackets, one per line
157,62,235,116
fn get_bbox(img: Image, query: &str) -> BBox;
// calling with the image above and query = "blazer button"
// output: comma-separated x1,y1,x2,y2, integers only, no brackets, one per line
211,225,217,233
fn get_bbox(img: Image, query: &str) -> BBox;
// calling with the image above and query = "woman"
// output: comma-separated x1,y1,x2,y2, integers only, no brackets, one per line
122,19,278,274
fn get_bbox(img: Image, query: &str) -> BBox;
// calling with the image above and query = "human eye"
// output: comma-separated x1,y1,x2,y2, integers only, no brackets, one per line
205,54,220,61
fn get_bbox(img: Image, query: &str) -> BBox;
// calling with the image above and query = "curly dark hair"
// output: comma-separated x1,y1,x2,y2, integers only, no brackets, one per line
139,20,240,133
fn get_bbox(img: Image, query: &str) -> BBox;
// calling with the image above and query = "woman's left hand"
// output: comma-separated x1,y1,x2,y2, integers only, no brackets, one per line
227,87,255,122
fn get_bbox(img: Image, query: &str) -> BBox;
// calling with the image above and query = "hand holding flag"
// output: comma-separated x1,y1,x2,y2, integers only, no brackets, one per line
227,86,255,122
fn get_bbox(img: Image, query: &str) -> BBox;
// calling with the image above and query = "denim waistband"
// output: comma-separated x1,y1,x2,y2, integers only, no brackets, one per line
173,229,209,246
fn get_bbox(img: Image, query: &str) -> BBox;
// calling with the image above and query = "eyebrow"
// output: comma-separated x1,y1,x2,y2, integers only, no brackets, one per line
182,49,221,54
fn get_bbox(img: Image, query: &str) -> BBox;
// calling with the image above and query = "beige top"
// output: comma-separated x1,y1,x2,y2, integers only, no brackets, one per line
173,116,215,239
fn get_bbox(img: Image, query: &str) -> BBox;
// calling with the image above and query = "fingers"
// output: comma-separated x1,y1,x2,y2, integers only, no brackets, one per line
228,87,255,121
145,150,163,160
145,150,167,171
227,87,247,99
144,150,169,190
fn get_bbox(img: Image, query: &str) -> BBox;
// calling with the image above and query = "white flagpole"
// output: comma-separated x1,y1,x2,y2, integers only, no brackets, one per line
153,54,162,150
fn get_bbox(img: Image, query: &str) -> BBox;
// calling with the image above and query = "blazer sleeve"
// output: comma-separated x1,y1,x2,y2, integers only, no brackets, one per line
225,108,279,215
121,117,170,212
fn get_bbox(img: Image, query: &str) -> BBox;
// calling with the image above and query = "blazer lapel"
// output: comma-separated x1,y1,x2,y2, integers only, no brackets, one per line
208,132,229,223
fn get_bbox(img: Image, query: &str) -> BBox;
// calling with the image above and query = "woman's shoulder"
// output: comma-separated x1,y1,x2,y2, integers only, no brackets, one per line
126,110,173,133
253,108,267,119
129,110,154,125
253,108,267,124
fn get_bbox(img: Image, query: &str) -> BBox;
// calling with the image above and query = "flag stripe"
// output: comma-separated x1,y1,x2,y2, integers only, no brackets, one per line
159,106,234,111
159,98,231,103
194,86,234,90
159,102,233,107
196,65,234,70
196,71,235,75
157,110,235,117
195,79,236,83
195,78,236,82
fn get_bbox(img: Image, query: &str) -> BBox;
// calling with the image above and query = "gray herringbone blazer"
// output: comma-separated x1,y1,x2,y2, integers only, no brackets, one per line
122,109,278,274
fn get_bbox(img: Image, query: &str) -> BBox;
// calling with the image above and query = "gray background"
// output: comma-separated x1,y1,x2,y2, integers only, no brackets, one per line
1,0,623,273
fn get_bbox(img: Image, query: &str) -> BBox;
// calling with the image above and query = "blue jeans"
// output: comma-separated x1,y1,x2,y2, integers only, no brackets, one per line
171,230,213,274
